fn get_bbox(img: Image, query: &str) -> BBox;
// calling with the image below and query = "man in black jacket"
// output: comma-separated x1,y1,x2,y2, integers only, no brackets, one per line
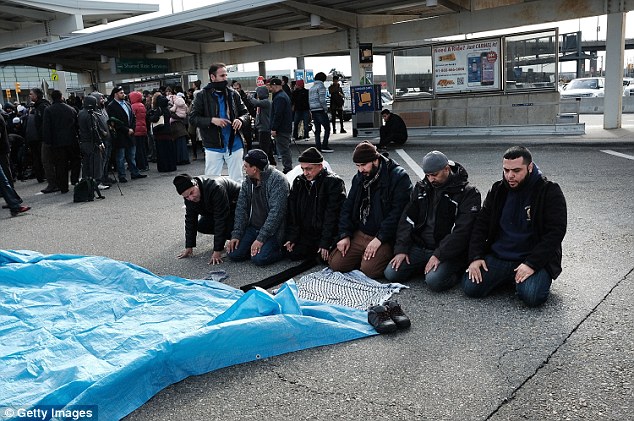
285,147,346,261
378,109,408,150
174,174,241,265
463,146,567,307
385,151,481,291
329,141,412,279
269,77,293,173
25,88,50,189
42,90,80,193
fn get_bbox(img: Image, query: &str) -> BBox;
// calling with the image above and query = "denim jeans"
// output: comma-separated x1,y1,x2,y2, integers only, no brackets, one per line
461,254,552,307
384,244,462,291
293,110,311,139
311,110,330,150
227,225,284,266
0,164,22,212
117,145,140,179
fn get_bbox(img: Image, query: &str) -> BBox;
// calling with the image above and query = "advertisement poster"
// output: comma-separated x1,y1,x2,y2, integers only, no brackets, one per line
350,85,381,114
433,38,501,93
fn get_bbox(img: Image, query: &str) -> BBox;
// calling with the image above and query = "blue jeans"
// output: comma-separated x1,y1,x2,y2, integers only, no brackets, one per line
227,226,284,266
117,145,140,179
461,254,552,307
293,110,311,139
0,163,22,212
311,110,330,150
384,244,462,291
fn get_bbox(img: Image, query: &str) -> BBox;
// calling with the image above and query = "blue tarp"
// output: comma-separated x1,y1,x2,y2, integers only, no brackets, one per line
0,250,376,420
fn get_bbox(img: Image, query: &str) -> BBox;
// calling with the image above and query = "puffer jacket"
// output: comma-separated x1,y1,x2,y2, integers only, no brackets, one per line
309,80,328,111
170,95,188,121
394,161,481,263
129,91,147,136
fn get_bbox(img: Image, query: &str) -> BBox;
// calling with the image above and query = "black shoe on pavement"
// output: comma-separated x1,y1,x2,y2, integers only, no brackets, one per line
119,177,128,183
384,300,411,329
131,174,147,180
340,129,347,134
41,187,60,194
367,305,398,334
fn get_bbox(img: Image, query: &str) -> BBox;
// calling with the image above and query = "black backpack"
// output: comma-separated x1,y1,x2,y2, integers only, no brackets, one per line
73,178,104,202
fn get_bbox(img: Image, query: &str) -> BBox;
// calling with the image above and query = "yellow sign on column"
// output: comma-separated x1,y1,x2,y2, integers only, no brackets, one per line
51,70,59,81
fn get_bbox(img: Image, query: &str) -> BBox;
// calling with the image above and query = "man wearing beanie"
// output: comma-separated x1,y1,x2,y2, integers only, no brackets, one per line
189,63,251,183
385,150,481,292
463,146,567,307
227,149,290,266
329,141,412,278
174,173,241,265
285,147,346,261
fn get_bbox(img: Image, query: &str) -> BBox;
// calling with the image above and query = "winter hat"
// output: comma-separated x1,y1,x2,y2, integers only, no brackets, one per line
12,117,20,124
422,151,453,173
256,86,269,99
298,147,324,164
110,86,124,97
243,149,269,170
352,141,380,164
176,92,185,98
296,79,305,88
17,105,25,113
173,174,196,194
269,78,282,86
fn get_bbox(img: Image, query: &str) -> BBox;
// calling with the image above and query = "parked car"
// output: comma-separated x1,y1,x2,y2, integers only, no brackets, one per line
623,77,634,96
380,89,393,111
560,77,605,99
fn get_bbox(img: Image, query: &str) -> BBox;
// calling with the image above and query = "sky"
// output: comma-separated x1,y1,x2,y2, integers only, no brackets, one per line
79,1,634,76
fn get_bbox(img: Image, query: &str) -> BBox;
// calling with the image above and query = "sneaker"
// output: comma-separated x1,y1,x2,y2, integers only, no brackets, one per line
384,300,411,329
367,305,398,334
131,174,147,180
11,205,31,217
97,184,110,190
340,129,347,134
321,148,334,153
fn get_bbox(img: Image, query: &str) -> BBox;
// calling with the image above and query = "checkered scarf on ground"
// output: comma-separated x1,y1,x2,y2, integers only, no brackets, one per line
295,268,408,310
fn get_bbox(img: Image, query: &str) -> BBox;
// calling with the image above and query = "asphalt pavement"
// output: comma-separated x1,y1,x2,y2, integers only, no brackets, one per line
2,116,633,420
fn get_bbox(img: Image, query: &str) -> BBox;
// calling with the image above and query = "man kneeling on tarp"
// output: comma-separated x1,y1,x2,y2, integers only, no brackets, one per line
174,173,241,265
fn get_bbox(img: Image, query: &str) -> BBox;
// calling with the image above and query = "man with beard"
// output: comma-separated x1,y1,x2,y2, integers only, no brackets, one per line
189,63,250,183
285,147,346,262
328,141,412,278
385,151,481,291
463,146,567,307
173,173,241,265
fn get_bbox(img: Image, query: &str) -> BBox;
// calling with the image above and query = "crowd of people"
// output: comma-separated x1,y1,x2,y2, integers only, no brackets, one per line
175,141,568,313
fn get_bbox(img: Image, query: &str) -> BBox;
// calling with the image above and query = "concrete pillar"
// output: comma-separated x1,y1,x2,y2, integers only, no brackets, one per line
258,61,266,78
296,57,305,73
385,52,395,95
604,12,625,129
53,65,68,98
195,68,207,85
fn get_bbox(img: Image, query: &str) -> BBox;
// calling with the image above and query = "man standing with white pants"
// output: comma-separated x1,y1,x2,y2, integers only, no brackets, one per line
189,63,251,183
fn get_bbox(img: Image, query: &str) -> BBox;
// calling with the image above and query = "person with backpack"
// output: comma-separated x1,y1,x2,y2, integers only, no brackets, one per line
78,95,109,190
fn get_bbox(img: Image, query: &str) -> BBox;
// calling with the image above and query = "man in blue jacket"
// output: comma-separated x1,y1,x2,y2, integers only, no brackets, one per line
329,141,413,278
463,146,567,307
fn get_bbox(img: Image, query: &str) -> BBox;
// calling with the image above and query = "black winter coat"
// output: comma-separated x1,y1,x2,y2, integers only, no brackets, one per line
270,90,292,134
184,176,241,252
394,162,481,263
286,169,346,250
42,101,78,147
189,84,250,150
106,100,135,148
338,155,413,244
468,174,567,279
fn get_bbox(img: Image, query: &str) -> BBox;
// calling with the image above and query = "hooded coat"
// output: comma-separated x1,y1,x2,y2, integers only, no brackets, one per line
129,91,148,136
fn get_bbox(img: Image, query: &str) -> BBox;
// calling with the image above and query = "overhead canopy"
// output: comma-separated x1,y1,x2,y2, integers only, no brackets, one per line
0,0,632,76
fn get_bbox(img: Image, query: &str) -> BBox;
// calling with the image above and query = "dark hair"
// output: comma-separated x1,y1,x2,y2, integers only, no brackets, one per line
314,72,327,82
51,90,63,101
282,75,289,83
332,75,339,81
503,146,532,164
194,80,202,89
209,63,227,77
380,109,391,116
30,88,44,100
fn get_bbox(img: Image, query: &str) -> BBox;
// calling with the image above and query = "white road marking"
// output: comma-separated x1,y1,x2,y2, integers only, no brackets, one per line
396,149,425,180
600,150,634,161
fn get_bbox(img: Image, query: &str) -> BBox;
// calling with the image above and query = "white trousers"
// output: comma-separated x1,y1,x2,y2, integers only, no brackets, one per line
204,148,244,183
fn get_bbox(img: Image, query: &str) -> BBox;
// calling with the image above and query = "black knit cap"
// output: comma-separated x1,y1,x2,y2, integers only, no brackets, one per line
352,141,380,164
243,149,269,170
298,147,323,164
173,173,196,194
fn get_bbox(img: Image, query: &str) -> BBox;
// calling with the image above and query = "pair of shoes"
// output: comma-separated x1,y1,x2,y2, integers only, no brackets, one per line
340,129,347,134
367,301,411,333
131,174,147,180
11,205,31,217
41,187,60,194
119,177,128,183
97,184,110,190
321,148,334,153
